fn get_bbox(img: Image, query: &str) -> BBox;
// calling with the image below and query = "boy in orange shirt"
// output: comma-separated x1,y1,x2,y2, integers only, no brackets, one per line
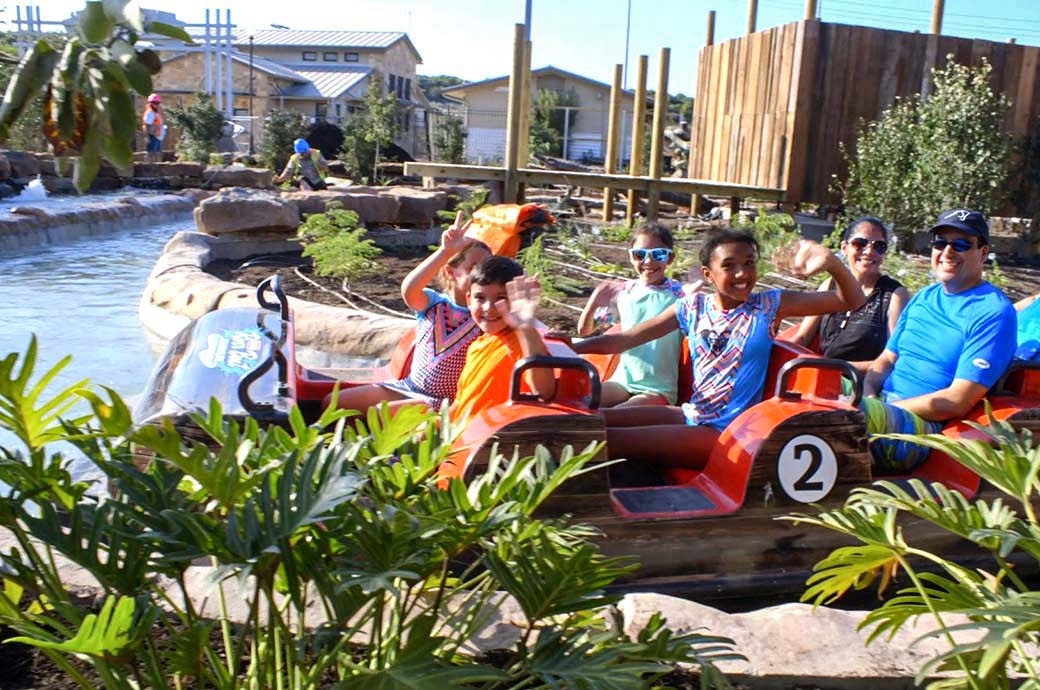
450,256,556,425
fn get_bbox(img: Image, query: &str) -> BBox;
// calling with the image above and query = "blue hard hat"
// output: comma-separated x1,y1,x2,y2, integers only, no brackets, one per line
293,138,310,154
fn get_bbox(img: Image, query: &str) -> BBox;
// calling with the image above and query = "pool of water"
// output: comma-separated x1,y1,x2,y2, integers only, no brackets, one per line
1,214,192,484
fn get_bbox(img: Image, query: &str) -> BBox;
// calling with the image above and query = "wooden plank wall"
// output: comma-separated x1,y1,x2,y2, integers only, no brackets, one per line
690,19,1040,212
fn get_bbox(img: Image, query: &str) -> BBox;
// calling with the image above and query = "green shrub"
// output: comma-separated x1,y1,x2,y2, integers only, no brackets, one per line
258,109,309,173
788,408,1040,689
432,113,466,163
529,88,579,159
298,202,382,282
836,57,1012,237
0,338,743,689
340,82,399,183
165,92,225,163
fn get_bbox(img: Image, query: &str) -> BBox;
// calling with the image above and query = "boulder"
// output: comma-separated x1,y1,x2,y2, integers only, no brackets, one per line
203,165,275,189
194,186,300,235
282,190,400,227
133,162,205,178
3,150,40,178
377,187,449,227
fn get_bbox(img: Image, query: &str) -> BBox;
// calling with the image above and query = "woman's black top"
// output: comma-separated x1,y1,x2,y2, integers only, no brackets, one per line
818,274,903,362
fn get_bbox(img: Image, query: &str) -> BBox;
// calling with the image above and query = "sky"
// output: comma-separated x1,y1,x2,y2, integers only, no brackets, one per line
6,0,1040,95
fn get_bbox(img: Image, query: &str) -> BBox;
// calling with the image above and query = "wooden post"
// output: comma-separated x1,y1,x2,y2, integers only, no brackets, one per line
517,37,532,202
691,11,717,218
746,0,758,34
625,55,648,227
503,23,526,203
1009,37,1017,44
602,65,624,222
706,10,716,46
930,0,944,34
646,47,669,221
804,0,817,19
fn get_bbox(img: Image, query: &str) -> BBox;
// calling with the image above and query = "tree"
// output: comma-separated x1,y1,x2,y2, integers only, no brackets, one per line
340,81,399,182
164,92,225,163
529,88,579,159
258,109,309,174
416,74,464,102
836,57,1012,235
0,1,191,190
431,113,466,163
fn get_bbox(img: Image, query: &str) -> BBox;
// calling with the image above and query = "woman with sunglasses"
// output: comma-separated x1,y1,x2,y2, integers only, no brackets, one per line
793,216,910,373
577,223,687,407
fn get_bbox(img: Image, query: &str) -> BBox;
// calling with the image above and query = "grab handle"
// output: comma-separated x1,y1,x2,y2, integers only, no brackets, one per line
257,275,290,323
237,347,290,416
775,356,861,407
510,356,602,410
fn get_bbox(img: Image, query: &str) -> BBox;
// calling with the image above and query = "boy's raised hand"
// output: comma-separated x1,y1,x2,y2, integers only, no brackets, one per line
781,239,837,278
441,211,472,255
500,275,541,331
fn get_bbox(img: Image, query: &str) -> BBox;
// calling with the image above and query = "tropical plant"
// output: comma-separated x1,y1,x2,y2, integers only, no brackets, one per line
435,186,490,226
732,210,805,277
835,57,1012,237
0,0,192,190
340,82,399,183
518,232,585,300
259,109,309,174
787,411,1040,690
0,338,742,689
432,113,467,163
297,202,383,282
165,92,225,163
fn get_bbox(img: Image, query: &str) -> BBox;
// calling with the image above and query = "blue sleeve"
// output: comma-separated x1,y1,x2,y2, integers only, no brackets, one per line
955,302,1017,387
415,288,444,317
675,293,696,336
760,289,782,323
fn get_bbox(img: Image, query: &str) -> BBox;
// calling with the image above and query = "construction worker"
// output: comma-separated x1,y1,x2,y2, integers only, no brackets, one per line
141,93,164,163
274,138,329,190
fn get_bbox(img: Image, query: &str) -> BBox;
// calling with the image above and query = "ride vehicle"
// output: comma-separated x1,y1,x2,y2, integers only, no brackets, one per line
135,276,1040,601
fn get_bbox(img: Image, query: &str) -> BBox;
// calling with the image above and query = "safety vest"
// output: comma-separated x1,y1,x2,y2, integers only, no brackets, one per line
142,106,163,137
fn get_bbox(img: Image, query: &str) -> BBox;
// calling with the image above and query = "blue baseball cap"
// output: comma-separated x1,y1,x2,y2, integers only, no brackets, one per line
929,209,989,245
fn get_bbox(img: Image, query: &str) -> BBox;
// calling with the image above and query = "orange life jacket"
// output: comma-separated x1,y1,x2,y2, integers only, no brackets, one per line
142,105,163,137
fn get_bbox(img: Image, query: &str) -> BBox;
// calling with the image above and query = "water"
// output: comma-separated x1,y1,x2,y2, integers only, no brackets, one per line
10,177,48,203
1,215,192,484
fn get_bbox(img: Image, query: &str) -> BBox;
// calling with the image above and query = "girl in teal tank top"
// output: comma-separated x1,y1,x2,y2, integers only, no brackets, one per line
577,223,687,406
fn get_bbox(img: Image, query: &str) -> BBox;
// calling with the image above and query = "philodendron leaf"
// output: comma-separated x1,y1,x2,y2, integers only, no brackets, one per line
103,0,145,33
0,41,58,142
147,21,193,44
79,1,115,44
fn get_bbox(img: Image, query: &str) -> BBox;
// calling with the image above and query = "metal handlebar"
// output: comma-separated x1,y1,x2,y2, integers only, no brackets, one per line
510,355,602,410
237,346,290,416
775,356,862,407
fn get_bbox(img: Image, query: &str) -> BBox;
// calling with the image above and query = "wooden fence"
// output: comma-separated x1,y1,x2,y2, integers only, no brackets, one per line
690,19,1040,213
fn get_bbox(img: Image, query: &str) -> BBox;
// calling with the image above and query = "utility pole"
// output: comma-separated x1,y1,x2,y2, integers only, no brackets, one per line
248,35,254,155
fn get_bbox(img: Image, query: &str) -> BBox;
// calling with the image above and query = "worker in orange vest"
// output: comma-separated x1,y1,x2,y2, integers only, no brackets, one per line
141,93,164,163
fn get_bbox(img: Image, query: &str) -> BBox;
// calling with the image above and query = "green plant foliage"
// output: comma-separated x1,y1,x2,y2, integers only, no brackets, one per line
786,409,1040,690
732,210,803,276
0,1,192,190
340,82,400,183
435,186,490,226
836,57,1012,237
297,202,382,282
518,232,585,300
0,341,741,689
529,87,579,159
258,109,309,173
165,93,224,163
432,113,466,163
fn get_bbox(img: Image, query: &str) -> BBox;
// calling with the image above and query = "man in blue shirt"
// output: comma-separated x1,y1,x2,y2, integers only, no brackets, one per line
861,209,1017,471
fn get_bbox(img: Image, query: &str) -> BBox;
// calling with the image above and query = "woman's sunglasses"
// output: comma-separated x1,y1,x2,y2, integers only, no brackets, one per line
847,237,888,254
629,247,673,262
930,237,977,253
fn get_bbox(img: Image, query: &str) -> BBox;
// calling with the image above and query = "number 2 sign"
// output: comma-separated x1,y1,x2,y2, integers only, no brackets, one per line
776,434,838,503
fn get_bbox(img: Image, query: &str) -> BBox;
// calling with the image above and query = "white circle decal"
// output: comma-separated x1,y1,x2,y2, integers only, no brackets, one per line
777,434,838,503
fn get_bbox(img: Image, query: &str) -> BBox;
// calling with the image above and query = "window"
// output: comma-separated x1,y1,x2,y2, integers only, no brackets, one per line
323,52,337,61
344,52,359,62
403,78,411,101
302,51,317,61
335,103,341,118
387,74,396,94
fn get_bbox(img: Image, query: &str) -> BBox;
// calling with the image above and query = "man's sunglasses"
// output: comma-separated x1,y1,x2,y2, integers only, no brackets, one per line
629,247,673,262
847,237,888,254
930,237,977,253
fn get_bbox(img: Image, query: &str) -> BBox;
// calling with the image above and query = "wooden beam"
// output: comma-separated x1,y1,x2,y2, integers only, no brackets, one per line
626,55,649,227
930,0,944,34
503,23,526,203
403,162,786,201
602,64,624,222
747,0,758,34
706,10,716,46
647,47,670,220
804,0,817,19
518,38,532,171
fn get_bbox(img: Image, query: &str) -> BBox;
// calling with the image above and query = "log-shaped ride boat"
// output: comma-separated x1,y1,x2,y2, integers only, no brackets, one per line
136,277,1040,600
